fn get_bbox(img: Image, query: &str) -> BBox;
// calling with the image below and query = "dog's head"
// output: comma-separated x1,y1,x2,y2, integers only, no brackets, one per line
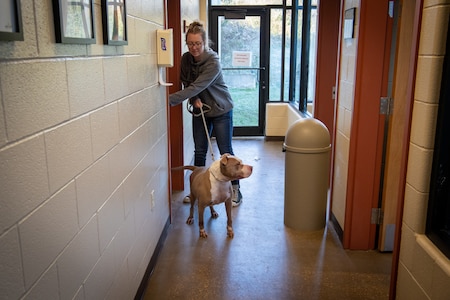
219,154,253,180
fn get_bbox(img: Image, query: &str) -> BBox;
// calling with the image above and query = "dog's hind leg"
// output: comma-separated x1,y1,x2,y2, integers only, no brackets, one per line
224,199,234,238
186,193,195,225
209,206,219,219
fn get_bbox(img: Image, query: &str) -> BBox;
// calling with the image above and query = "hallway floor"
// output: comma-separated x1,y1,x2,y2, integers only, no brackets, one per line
142,138,392,300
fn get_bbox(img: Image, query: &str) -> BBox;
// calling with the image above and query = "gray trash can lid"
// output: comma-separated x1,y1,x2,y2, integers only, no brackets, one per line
283,118,331,153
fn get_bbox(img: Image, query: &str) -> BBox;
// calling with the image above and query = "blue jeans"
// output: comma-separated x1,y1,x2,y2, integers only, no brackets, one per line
192,110,238,186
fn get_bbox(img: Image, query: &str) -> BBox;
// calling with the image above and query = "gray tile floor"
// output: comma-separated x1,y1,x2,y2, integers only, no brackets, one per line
142,138,392,300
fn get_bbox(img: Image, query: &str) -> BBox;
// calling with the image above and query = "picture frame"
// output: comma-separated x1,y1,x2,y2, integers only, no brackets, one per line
101,0,128,45
52,0,96,44
0,0,24,41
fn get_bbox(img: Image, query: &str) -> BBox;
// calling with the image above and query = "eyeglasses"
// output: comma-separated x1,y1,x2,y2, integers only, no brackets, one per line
186,41,203,48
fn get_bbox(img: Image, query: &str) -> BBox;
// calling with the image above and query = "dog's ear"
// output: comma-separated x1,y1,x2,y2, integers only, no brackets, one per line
220,153,232,164
220,154,229,165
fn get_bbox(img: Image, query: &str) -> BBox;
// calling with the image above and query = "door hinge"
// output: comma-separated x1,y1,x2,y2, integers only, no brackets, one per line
371,208,383,225
380,97,393,115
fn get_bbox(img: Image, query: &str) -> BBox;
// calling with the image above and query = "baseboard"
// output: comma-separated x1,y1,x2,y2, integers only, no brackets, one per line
330,212,343,243
134,217,171,300
264,136,285,141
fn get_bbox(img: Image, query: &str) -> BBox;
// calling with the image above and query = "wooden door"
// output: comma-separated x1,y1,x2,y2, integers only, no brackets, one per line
378,0,417,251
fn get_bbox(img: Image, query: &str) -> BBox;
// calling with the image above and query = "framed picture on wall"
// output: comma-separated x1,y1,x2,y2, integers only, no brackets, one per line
101,0,128,45
0,0,24,41
52,0,96,44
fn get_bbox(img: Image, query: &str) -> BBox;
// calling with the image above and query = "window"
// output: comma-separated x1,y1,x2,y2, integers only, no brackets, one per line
426,21,450,259
210,0,317,114
211,0,288,5
269,8,292,102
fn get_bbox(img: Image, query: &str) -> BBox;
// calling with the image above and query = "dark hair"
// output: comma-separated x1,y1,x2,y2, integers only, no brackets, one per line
186,21,209,47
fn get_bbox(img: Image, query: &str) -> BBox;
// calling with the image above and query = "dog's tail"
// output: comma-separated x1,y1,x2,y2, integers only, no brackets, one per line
171,165,198,172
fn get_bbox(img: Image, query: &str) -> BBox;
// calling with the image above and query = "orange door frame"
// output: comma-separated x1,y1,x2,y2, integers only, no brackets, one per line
167,0,184,191
314,0,340,137
343,0,392,249
389,0,422,297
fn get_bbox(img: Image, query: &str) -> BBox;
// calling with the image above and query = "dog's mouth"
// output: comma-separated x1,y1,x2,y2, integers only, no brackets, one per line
237,166,253,179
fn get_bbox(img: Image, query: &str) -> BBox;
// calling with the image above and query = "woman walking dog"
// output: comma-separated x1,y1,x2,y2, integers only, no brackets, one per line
169,20,243,206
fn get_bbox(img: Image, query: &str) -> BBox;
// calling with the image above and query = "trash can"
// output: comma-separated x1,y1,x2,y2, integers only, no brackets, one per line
283,118,331,231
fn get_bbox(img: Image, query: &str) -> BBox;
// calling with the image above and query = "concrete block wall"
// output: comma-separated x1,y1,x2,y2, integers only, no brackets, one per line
0,0,169,299
265,103,290,137
265,103,307,137
396,1,450,298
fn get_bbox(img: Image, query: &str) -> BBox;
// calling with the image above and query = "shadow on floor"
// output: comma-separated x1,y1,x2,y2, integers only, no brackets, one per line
142,138,392,300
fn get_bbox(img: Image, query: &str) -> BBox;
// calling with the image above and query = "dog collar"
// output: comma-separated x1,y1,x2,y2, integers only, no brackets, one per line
210,168,230,182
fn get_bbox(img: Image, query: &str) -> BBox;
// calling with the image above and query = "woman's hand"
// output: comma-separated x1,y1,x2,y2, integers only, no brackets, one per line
193,98,203,108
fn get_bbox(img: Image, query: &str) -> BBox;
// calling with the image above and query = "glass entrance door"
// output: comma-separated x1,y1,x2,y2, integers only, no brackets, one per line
210,8,268,136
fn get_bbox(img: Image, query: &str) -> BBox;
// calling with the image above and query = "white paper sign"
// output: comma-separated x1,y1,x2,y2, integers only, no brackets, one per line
232,51,252,67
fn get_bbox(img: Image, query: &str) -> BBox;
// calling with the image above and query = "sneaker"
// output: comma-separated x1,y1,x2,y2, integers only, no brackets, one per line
231,185,242,207
183,195,191,203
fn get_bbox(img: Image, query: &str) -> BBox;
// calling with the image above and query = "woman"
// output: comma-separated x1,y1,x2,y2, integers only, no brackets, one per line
169,21,242,206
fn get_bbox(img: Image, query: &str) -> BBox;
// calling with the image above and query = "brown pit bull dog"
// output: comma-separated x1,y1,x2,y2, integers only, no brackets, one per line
173,154,253,238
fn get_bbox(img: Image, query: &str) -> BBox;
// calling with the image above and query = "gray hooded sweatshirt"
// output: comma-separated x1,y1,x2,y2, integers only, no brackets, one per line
168,49,234,117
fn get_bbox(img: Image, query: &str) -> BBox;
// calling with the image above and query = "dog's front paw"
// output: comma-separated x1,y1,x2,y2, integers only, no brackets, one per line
186,217,194,225
211,211,219,219
199,229,208,238
227,226,234,238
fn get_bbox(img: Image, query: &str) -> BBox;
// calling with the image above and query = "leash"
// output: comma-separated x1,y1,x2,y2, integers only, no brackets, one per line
199,105,215,161
187,102,215,161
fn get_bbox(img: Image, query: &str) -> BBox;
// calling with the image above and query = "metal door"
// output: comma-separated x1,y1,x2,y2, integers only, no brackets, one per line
210,8,268,136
